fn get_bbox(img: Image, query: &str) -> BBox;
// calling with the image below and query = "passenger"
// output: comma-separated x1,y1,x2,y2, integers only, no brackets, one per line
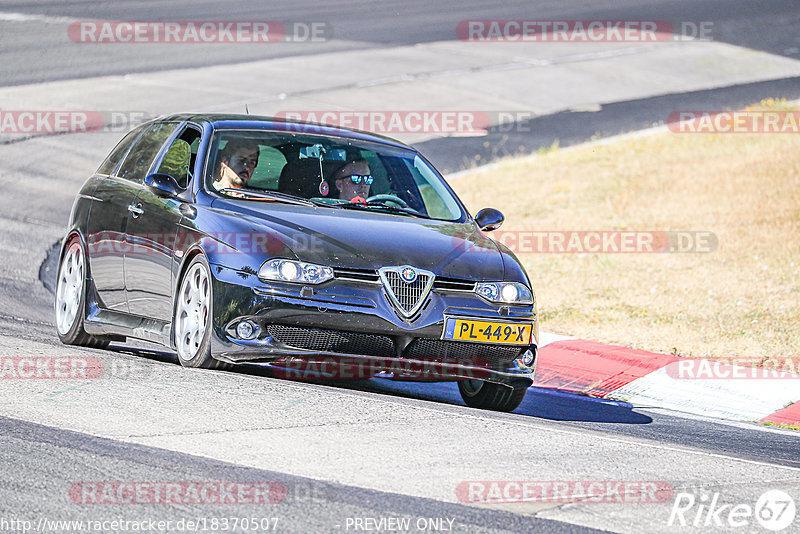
213,138,260,191
333,159,373,202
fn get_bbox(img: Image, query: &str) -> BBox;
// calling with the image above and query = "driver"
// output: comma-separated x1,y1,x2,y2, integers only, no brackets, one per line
334,159,373,202
213,138,260,192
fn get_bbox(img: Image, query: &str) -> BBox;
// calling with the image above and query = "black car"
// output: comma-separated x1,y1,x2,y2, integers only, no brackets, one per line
55,114,538,411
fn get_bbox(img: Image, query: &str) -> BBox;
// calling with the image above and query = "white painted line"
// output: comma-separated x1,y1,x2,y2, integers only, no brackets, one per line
643,407,800,436
0,12,78,24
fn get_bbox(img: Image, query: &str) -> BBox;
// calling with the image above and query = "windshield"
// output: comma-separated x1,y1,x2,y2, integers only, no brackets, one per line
205,130,465,221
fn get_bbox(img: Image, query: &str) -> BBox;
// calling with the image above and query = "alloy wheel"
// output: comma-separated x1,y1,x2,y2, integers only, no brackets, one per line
175,262,211,362
55,241,84,335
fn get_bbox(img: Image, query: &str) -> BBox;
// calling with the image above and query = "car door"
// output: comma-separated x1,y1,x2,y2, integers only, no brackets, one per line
125,124,202,321
85,124,149,312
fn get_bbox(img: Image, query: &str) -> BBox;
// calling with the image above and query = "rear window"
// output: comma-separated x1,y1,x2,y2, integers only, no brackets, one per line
116,122,178,183
96,125,147,176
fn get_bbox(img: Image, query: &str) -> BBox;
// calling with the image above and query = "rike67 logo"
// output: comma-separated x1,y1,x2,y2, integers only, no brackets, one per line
669,490,796,531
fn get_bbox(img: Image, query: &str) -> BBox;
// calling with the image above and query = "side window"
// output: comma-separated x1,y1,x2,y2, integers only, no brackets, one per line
96,125,147,176
117,122,178,183
156,126,202,188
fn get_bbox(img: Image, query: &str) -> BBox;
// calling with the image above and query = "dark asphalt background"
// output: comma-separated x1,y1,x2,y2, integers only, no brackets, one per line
1,0,799,87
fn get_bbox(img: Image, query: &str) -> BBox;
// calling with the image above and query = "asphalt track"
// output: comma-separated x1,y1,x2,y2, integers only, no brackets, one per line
2,415,595,534
1,0,799,86
1,1,800,533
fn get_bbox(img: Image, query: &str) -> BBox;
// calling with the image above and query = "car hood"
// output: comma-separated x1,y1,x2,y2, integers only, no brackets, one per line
213,200,505,280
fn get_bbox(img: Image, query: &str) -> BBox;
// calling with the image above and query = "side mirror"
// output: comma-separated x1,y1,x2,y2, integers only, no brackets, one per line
474,208,504,232
144,173,182,198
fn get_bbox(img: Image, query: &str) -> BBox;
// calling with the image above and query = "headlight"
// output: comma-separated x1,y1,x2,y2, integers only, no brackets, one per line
475,282,533,305
258,259,334,284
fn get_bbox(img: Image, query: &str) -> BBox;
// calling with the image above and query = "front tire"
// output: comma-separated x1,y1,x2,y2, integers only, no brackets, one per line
54,237,109,349
173,255,223,369
458,379,528,412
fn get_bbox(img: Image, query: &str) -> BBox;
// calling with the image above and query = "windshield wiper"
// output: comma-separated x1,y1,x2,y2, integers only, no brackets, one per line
218,188,318,206
333,201,431,219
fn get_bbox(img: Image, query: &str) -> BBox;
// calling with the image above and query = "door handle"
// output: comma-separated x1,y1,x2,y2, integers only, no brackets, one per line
128,203,144,218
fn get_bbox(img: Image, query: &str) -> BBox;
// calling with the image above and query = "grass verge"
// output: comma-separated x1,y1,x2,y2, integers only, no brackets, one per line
450,101,800,364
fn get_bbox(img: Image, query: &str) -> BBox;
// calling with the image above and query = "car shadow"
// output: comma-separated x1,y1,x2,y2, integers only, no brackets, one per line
247,368,652,424
105,343,178,365
108,345,651,424
336,380,653,424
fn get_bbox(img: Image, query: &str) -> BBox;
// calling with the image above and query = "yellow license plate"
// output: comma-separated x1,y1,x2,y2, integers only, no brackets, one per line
443,318,532,345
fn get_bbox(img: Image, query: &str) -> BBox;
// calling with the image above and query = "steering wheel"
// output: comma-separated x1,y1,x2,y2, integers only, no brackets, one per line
365,194,408,208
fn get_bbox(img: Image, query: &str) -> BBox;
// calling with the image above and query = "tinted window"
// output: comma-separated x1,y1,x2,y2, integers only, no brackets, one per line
96,125,147,175
117,122,178,183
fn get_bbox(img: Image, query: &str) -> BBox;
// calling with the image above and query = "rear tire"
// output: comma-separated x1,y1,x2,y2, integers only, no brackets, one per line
458,379,528,412
173,255,227,369
55,237,110,349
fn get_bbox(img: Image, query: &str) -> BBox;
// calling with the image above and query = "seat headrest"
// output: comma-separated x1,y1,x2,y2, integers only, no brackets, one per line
278,159,346,198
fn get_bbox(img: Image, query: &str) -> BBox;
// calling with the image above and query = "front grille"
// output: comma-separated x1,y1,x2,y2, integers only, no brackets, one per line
333,267,380,283
403,338,522,368
265,325,523,370
335,268,475,292
433,276,475,292
383,271,432,315
266,325,394,357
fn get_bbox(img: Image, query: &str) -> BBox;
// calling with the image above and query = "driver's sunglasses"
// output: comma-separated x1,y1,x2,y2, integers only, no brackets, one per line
347,174,374,185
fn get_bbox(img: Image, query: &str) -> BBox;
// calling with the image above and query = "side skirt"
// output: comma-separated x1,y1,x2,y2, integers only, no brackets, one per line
83,277,172,347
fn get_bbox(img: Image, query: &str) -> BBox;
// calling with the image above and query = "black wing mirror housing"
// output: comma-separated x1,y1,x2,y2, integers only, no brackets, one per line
145,173,182,198
474,208,505,232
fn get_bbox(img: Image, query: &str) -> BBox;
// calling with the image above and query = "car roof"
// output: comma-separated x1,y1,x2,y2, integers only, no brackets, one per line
156,113,414,151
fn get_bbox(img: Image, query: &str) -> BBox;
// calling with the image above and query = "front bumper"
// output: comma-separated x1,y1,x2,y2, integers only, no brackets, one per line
207,264,538,387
